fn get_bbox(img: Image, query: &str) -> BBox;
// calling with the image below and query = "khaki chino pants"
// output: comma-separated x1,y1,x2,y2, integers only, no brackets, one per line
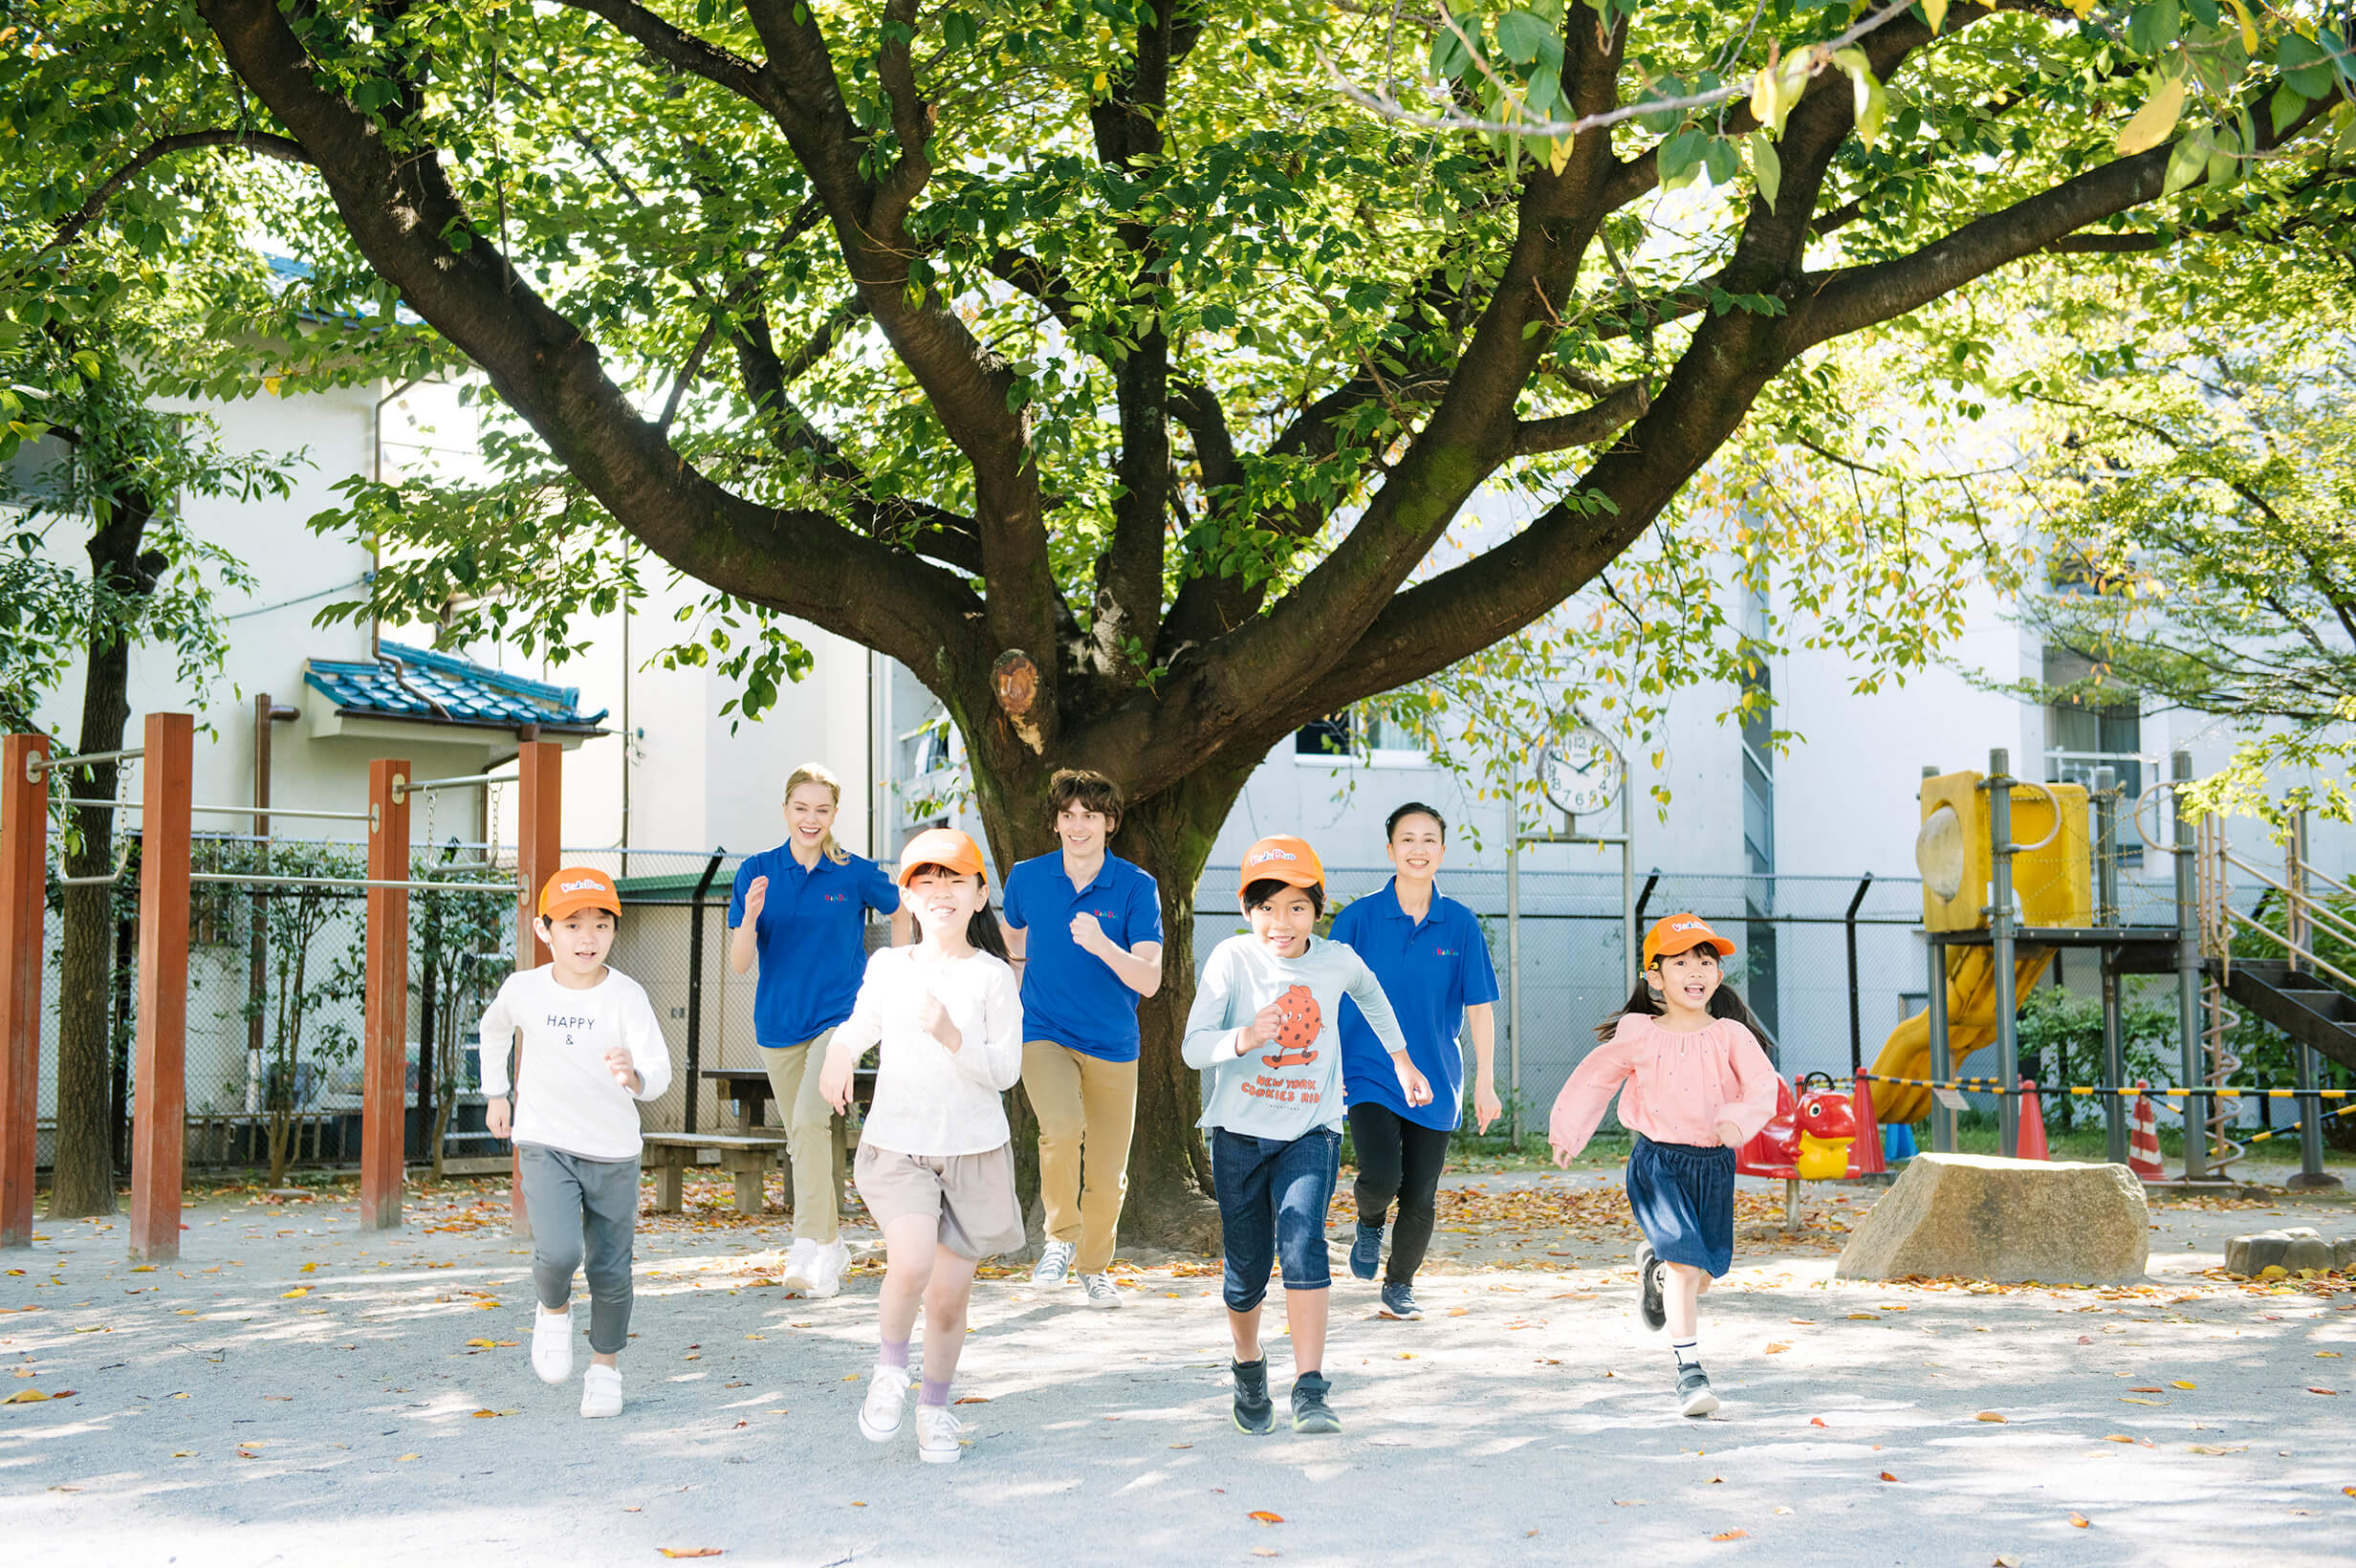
1022,1039,1138,1274
757,1029,842,1245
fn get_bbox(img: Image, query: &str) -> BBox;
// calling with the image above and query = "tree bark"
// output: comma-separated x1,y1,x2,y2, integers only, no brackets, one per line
50,493,157,1217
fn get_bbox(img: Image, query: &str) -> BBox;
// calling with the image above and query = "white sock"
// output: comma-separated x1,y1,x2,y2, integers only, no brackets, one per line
1671,1339,1701,1368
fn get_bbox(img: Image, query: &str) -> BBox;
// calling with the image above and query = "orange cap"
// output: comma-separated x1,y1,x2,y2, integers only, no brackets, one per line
898,826,987,886
1643,912,1735,970
538,866,620,923
1238,835,1324,896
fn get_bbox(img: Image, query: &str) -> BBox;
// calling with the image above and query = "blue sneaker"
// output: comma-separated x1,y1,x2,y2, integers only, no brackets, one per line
1378,1282,1423,1320
1349,1221,1384,1282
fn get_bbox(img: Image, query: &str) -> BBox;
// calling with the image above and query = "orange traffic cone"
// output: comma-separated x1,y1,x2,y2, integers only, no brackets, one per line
2127,1080,2165,1179
1850,1070,1887,1176
2017,1078,2049,1161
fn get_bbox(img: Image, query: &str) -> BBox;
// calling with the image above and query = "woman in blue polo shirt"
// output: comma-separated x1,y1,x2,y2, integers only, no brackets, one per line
1331,801,1501,1321
728,762,909,1297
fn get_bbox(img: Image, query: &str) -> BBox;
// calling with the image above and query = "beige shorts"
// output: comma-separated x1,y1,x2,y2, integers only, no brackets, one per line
854,1140,1026,1260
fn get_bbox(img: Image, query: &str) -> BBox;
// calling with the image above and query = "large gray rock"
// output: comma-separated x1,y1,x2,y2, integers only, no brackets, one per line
1833,1153,2149,1286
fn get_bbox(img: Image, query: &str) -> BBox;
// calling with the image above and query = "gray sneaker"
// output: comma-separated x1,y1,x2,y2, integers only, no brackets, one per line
1032,1239,1077,1286
1676,1362,1718,1418
1378,1282,1423,1320
1637,1243,1666,1332
1291,1371,1341,1434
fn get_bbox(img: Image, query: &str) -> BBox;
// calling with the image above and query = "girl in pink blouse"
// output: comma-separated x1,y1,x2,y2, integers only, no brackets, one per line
1549,914,1778,1417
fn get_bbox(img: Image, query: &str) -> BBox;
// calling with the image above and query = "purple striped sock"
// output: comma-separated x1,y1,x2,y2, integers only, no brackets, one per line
919,1378,951,1407
879,1338,910,1370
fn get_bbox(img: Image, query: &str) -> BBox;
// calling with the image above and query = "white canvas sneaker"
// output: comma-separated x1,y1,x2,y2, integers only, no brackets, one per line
778,1237,819,1293
1080,1272,1123,1309
801,1239,851,1299
1032,1239,1077,1286
531,1305,574,1383
579,1363,623,1418
915,1403,964,1463
859,1362,913,1443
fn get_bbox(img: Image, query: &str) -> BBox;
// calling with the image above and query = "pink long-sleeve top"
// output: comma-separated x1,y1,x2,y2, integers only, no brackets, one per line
1548,1013,1780,1157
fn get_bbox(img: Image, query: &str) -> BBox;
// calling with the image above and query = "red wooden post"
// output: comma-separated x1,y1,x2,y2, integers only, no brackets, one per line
509,740,561,1238
130,713,192,1262
361,759,410,1230
0,733,51,1249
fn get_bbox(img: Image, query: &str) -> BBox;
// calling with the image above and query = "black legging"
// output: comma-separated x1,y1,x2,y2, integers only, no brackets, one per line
1349,1101,1453,1286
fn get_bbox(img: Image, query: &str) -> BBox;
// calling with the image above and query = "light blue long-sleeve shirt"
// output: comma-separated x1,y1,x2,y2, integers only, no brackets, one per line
1183,933,1410,1140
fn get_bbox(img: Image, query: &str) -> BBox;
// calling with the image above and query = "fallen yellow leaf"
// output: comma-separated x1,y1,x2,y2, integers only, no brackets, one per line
281,1288,309,1298
2102,1433,2134,1443
1975,1412,2007,1423
1879,1470,1901,1483
1711,1530,1749,1541
2068,1513,2092,1529
397,1453,421,1462
2171,1380,2195,1390
1764,1341,1791,1354
1249,1511,1284,1525
3,1388,49,1404
656,1553,723,1560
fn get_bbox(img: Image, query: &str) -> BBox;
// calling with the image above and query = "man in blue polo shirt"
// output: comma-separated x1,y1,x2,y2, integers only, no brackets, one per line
1330,801,1500,1322
1002,769,1164,1308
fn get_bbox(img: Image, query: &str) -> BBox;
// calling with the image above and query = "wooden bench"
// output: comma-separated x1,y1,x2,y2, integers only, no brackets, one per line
641,1131,791,1215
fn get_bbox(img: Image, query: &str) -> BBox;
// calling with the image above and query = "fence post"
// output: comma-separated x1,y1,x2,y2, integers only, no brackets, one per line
130,712,192,1262
1843,873,1873,1078
509,740,561,1238
362,759,410,1230
0,733,50,1248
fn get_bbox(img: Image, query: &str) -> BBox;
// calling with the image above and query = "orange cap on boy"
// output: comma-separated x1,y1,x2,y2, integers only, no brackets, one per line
1238,835,1324,896
538,866,620,923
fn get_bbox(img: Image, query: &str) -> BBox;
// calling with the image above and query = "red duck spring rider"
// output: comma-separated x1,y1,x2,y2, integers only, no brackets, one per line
1736,1071,1887,1230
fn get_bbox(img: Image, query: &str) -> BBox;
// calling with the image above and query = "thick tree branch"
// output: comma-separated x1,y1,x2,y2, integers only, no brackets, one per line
51,129,313,250
1512,380,1652,455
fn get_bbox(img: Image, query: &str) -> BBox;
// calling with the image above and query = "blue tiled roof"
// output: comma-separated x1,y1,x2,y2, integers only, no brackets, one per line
306,641,608,731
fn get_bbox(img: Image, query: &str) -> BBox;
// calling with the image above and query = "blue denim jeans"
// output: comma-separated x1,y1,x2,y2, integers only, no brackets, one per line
1211,1125,1342,1313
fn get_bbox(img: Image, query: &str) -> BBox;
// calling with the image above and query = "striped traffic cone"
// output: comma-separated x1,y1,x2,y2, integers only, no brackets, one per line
2127,1079,2165,1179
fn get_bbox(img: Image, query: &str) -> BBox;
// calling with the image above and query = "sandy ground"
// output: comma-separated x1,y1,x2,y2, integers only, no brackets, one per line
4,1165,2353,1568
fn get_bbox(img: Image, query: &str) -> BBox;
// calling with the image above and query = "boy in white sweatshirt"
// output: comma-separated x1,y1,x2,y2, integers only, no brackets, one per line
481,867,672,1418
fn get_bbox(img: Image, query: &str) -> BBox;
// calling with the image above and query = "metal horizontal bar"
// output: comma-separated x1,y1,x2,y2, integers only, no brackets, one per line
395,772,511,797
58,796,138,811
27,746,142,776
55,872,125,887
189,802,373,823
187,872,523,894
2223,908,2356,991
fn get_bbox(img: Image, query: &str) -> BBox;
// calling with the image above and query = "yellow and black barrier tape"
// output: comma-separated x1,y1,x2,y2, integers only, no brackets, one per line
1860,1073,2355,1100
2239,1103,2356,1146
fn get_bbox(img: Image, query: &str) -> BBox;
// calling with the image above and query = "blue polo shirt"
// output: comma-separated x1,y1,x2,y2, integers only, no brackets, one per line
729,845,902,1046
1001,852,1163,1063
1331,879,1500,1129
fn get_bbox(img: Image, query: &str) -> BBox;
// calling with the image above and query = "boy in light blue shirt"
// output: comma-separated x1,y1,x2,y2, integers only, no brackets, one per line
1182,835,1427,1437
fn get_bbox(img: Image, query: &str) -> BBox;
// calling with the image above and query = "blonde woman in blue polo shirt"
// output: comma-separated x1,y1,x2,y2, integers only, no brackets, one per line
1330,803,1501,1323
728,763,910,1297
1002,770,1165,1307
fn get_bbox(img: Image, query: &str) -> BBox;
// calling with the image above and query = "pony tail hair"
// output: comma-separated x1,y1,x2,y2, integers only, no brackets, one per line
1594,976,1665,1043
1709,983,1770,1051
968,902,1011,963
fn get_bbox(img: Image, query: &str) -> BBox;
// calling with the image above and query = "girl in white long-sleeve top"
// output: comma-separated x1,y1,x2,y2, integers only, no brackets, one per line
820,827,1023,1464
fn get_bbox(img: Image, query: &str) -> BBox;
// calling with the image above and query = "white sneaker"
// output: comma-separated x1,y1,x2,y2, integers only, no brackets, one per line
531,1305,573,1383
580,1363,622,1418
1080,1272,1123,1309
801,1239,850,1299
778,1237,818,1293
858,1362,913,1443
915,1403,964,1463
1032,1239,1077,1286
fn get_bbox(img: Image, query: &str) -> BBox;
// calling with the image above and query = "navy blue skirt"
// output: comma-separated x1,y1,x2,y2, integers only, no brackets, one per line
1625,1135,1736,1277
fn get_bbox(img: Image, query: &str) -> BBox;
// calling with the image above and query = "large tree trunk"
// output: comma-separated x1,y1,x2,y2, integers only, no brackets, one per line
50,494,157,1218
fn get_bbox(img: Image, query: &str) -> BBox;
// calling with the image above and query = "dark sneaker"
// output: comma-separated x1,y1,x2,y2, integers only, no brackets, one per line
1232,1358,1275,1435
1291,1371,1341,1434
1378,1282,1423,1320
1349,1221,1384,1281
1676,1362,1718,1418
1638,1243,1666,1332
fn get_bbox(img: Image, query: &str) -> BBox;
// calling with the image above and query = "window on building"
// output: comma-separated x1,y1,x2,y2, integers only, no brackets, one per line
1294,707,1427,766
2042,645,2143,863
1296,711,1353,757
0,431,75,512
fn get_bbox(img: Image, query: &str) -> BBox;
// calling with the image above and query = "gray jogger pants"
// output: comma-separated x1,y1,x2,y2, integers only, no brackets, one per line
517,1143,639,1355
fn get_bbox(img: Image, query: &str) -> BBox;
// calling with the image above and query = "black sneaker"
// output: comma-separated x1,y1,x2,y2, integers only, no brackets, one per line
1349,1221,1384,1281
1676,1362,1718,1418
1637,1242,1666,1332
1378,1282,1423,1320
1291,1371,1341,1434
1232,1358,1275,1435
